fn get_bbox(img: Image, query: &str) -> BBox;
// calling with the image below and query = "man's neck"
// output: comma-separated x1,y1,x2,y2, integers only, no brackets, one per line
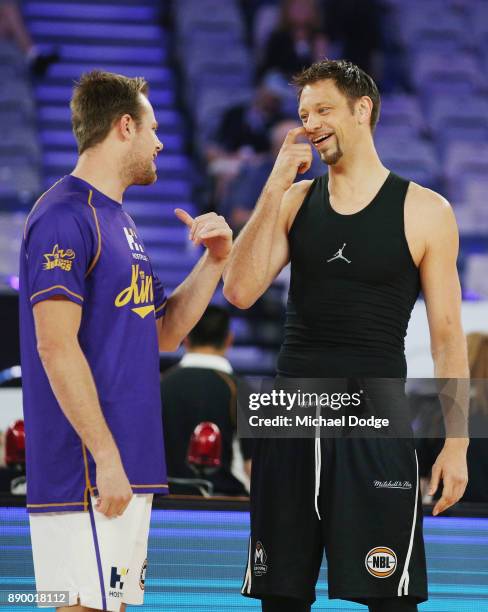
187,346,226,357
71,152,126,204
327,140,388,203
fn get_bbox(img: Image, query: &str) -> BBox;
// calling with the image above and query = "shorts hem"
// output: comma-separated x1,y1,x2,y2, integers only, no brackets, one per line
328,590,428,604
241,588,315,604
122,597,144,606
80,597,120,612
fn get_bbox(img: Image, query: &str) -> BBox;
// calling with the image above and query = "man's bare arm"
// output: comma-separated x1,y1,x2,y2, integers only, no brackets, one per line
223,127,313,309
157,210,233,351
157,251,227,351
33,297,132,517
415,186,469,515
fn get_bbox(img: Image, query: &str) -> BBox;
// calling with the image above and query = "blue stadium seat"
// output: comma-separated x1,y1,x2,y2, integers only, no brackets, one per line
375,137,440,189
378,95,426,135
24,3,157,22
412,53,485,97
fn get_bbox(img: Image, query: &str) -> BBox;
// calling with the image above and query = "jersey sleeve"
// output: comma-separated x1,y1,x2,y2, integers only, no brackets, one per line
25,206,96,307
153,272,167,319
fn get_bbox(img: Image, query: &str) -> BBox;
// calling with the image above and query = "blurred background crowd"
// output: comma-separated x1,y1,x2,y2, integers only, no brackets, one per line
0,0,487,499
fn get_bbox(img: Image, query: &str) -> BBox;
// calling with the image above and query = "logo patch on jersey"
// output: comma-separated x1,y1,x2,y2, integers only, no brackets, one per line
365,547,397,578
124,227,148,261
109,566,128,591
139,558,148,590
42,244,75,271
253,541,268,576
326,242,351,264
115,264,154,318
124,227,144,252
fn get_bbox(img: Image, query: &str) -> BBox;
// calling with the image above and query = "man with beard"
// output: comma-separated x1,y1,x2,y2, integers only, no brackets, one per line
20,70,232,611
224,60,468,611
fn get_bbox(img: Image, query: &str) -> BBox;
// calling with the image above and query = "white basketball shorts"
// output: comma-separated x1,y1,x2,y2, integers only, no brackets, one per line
29,494,153,611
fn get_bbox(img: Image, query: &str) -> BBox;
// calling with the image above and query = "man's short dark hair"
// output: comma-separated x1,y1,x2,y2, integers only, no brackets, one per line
71,70,148,154
187,305,230,349
292,59,381,130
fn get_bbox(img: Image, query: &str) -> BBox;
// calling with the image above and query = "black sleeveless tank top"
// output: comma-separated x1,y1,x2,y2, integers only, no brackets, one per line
277,172,420,378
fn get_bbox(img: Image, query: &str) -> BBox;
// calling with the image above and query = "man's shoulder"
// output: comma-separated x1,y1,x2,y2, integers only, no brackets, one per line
289,178,315,197
406,182,451,213
24,187,95,243
406,182,455,227
405,182,458,255
282,179,315,232
161,366,237,406
30,179,93,222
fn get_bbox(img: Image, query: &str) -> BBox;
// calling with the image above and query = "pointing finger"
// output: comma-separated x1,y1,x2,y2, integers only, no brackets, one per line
174,208,194,228
283,126,307,145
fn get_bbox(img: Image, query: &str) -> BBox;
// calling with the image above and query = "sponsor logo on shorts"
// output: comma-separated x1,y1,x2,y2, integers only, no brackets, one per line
109,566,128,597
365,547,397,578
253,541,268,576
139,558,148,590
374,480,412,490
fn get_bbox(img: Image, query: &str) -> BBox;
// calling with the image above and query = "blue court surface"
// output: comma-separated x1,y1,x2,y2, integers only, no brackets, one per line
0,507,487,611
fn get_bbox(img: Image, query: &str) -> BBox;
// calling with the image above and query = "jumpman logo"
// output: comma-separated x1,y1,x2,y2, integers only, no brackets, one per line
327,243,351,264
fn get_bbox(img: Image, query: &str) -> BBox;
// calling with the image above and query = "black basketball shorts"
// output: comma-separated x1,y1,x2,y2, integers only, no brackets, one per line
242,437,428,605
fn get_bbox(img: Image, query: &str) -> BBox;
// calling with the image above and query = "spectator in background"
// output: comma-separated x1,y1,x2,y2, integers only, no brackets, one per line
323,0,382,79
220,119,324,233
258,0,328,81
205,76,286,208
211,77,285,157
0,1,58,77
161,306,252,496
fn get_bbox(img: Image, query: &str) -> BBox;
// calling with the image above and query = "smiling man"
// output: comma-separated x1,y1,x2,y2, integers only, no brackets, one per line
224,60,469,612
19,70,232,612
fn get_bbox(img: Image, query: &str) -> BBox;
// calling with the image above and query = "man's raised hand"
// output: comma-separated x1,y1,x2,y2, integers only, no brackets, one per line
268,127,313,192
175,209,233,261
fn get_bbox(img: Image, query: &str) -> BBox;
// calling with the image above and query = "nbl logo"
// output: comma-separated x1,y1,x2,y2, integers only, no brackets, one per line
365,547,397,578
253,541,268,576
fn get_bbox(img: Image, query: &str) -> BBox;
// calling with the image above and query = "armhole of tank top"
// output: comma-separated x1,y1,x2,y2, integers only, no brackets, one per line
397,175,420,271
288,177,318,238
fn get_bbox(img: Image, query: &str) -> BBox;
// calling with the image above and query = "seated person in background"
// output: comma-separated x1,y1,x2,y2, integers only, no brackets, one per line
258,0,328,81
220,119,325,233
161,306,252,496
0,0,58,77
210,78,285,157
323,0,382,80
205,77,286,207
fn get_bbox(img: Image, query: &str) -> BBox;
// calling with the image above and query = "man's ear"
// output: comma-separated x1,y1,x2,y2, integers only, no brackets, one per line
357,96,373,126
117,113,135,142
